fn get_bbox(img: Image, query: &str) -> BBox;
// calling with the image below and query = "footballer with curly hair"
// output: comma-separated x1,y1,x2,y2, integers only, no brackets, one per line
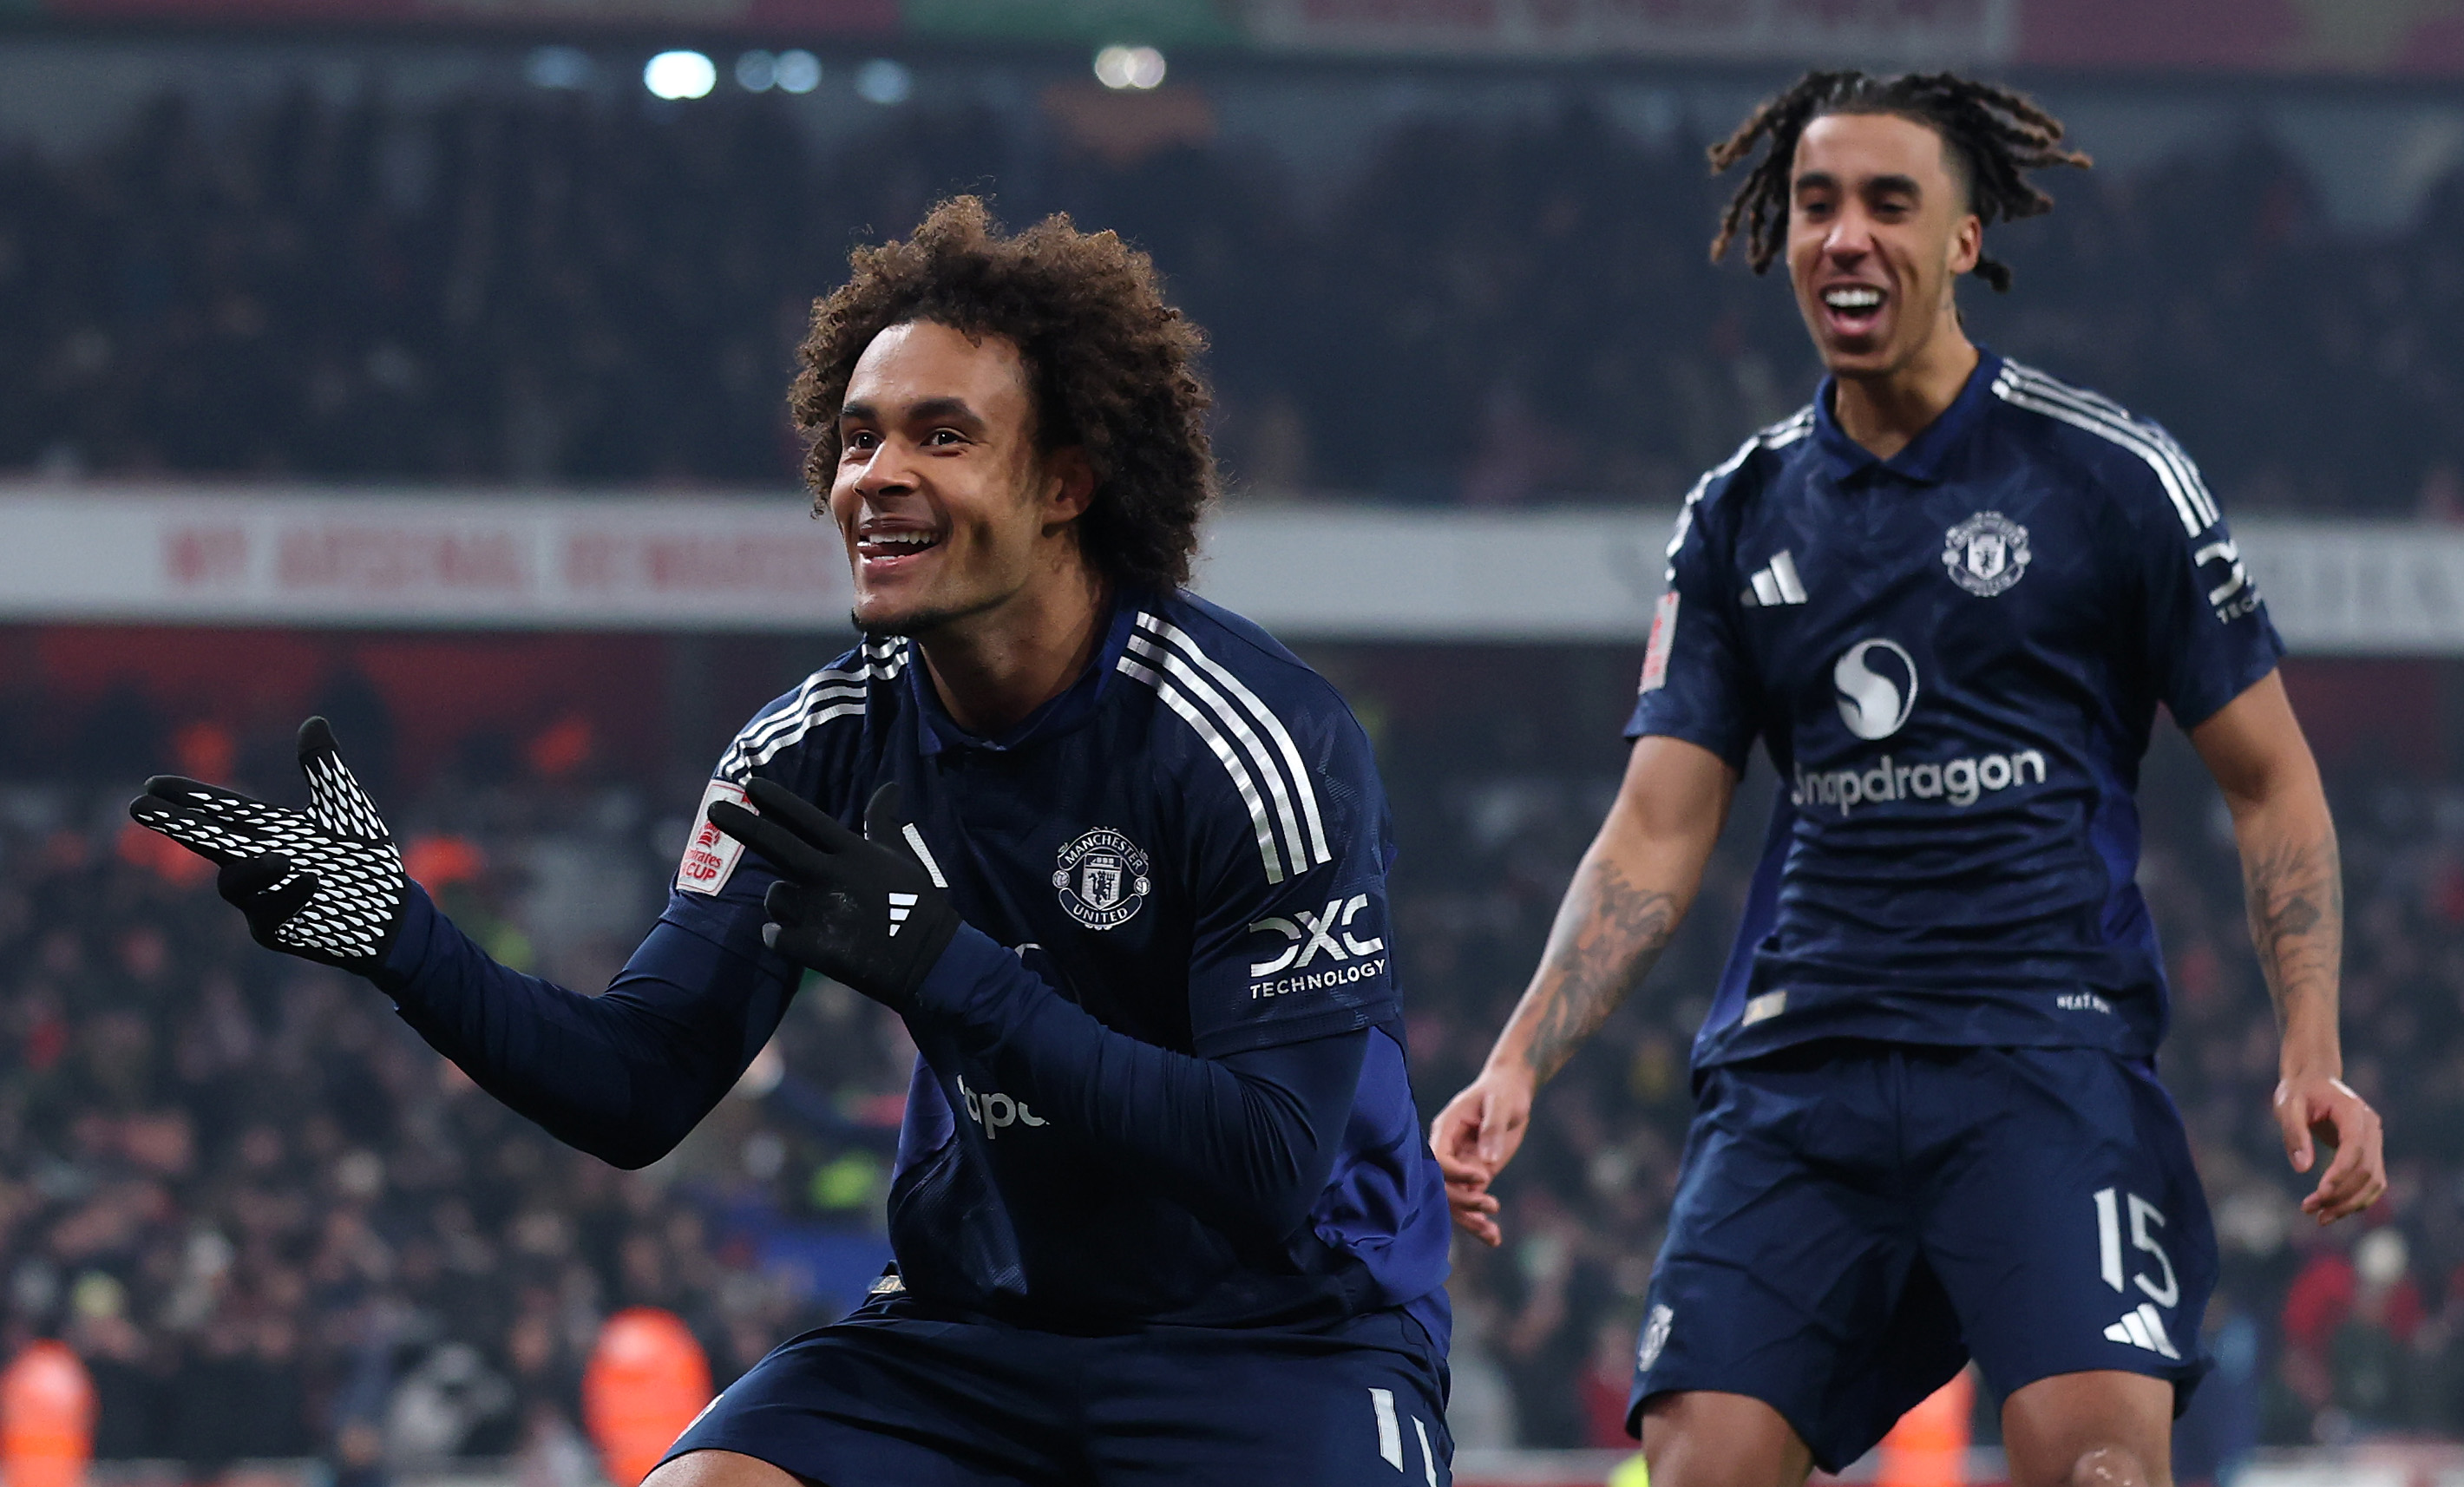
133,198,1452,1485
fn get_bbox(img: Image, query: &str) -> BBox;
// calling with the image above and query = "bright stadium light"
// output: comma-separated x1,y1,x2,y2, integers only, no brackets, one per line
1093,45,1166,90
644,50,717,101
735,50,777,92
775,49,822,94
855,59,912,105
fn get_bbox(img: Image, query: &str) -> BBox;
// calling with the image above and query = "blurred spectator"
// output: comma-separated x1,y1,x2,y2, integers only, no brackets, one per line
0,711,902,1466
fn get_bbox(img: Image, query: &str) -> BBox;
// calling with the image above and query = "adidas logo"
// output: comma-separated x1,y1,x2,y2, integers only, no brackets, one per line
888,891,918,936
1741,549,1808,606
2104,1302,2180,1359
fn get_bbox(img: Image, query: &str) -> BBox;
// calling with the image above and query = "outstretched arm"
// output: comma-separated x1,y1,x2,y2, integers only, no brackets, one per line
2187,669,2382,1223
130,719,797,1171
380,883,801,1169
1432,734,1737,1245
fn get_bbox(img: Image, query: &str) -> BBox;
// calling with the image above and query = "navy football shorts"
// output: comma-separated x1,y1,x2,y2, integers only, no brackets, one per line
660,1287,1452,1486
1628,1041,2217,1473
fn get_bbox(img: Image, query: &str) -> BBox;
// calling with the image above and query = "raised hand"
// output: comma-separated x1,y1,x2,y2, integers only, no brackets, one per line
708,778,958,1012
128,717,409,974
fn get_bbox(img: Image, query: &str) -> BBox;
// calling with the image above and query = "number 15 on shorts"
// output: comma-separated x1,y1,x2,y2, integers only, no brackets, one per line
2094,1187,2182,1359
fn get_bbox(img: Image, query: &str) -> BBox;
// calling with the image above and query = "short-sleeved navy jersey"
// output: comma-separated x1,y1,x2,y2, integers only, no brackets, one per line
672,591,1452,1334
1630,352,2284,1069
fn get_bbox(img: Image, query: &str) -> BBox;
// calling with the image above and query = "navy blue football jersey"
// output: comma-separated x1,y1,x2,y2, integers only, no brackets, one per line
1629,352,2285,1068
671,591,1452,1334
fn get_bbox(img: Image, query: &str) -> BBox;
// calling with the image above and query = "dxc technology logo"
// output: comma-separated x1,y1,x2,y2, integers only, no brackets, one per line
1833,639,1918,741
1247,894,1387,1001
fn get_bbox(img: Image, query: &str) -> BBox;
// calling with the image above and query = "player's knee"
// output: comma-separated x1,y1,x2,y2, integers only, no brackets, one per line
2060,1444,2164,1487
1641,1394,1812,1487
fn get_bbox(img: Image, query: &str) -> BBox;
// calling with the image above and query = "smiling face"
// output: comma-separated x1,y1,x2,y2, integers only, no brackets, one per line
1786,110,1982,379
828,320,1094,637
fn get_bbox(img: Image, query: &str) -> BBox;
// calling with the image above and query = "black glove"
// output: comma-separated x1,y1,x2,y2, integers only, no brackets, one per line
128,717,410,975
707,778,958,1013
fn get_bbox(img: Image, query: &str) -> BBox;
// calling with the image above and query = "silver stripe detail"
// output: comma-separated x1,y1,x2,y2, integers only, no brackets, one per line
1370,1389,1403,1472
743,704,867,770
1134,613,1333,869
728,668,864,762
1665,407,1813,579
1116,654,1288,882
720,645,908,779
1124,631,1312,876
901,823,948,889
2002,364,2218,526
737,682,867,755
1995,364,2218,534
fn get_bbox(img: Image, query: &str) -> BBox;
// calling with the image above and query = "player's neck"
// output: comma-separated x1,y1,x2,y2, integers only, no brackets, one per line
1829,321,1980,463
915,555,1111,738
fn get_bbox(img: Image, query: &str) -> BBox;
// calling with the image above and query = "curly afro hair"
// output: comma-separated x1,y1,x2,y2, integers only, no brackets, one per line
791,196,1216,595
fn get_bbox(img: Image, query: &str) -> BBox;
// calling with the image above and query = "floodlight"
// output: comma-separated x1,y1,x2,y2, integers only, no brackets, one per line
645,50,717,101
776,49,822,94
1093,45,1165,90
855,59,912,105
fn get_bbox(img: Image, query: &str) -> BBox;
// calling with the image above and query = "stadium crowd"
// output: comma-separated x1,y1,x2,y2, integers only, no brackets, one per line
0,83,2458,513
0,654,2459,1467
0,714,901,1472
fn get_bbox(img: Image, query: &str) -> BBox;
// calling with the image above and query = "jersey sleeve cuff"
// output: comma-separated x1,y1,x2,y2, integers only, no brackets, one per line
1192,1002,1399,1060
1622,711,1753,770
2166,627,2288,731
370,880,443,1001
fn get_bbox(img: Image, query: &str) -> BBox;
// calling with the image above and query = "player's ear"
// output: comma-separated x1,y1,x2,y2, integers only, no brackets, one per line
1948,213,1982,279
1039,446,1098,530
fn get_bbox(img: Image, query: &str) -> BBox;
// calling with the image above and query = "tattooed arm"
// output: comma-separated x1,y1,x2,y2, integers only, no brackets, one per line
1431,736,1737,1244
2189,670,2383,1224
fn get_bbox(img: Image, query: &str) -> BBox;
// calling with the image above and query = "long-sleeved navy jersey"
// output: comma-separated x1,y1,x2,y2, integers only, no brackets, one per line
378,589,1452,1344
1629,352,2285,1070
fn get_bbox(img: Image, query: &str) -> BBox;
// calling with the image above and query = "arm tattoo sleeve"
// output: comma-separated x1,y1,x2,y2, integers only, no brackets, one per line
2240,830,2343,1032
1522,860,1680,1083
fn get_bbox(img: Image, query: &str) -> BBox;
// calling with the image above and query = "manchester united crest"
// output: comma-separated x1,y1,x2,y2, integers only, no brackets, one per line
1943,511,2031,597
1053,829,1151,931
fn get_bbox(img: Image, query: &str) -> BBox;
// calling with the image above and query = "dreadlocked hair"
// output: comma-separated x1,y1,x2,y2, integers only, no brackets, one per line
1707,70,2091,292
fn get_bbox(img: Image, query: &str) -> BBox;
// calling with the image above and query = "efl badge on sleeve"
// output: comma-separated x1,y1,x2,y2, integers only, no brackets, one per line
1943,511,2030,597
677,779,750,895
1053,829,1150,931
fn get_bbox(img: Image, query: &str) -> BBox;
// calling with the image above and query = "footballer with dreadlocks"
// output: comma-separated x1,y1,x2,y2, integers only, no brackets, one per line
1434,71,2385,1487
132,199,1454,1485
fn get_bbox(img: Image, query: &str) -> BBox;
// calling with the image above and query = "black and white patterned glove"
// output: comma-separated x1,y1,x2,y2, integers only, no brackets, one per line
707,778,958,1014
128,717,410,974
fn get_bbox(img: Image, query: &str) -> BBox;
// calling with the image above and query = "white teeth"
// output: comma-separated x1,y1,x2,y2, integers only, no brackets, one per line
869,532,939,548
1824,286,1883,311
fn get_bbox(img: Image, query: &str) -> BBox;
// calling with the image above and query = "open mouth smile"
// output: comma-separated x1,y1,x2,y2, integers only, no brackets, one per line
1819,283,1887,335
855,527,946,573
